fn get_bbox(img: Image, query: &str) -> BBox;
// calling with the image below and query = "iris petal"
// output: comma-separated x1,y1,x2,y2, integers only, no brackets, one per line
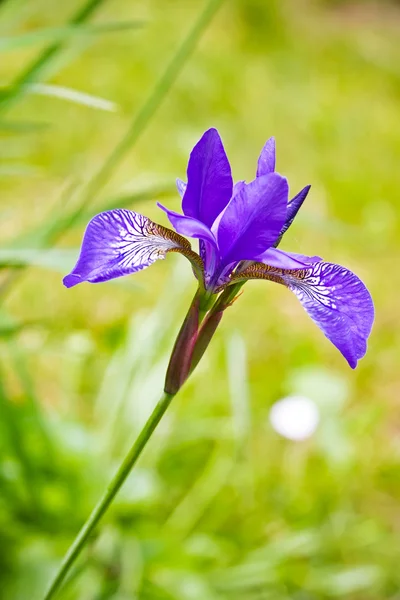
182,128,233,227
232,180,246,195
257,247,322,269
286,262,374,368
276,184,311,243
256,137,276,176
230,261,374,368
63,209,193,288
158,202,219,284
216,173,288,264
157,203,218,250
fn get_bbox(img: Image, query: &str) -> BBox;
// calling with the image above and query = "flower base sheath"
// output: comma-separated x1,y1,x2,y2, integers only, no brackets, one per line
64,128,374,378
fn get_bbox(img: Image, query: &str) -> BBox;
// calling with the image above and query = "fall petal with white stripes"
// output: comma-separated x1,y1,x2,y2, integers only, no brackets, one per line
63,209,195,288
230,261,374,368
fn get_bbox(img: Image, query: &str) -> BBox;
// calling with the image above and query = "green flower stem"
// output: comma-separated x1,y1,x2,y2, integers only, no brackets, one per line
190,283,245,375
199,291,215,323
43,391,175,600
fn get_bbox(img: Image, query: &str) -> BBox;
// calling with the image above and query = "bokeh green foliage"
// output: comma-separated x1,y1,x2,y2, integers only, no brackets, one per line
0,0,399,598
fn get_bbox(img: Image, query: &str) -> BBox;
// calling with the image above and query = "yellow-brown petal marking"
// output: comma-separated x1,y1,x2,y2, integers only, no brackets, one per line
150,221,205,279
230,262,308,287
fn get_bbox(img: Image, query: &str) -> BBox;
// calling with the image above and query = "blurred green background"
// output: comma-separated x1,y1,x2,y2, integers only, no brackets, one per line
0,0,399,598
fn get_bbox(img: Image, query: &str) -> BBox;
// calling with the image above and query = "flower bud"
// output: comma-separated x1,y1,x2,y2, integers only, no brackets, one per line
164,294,200,394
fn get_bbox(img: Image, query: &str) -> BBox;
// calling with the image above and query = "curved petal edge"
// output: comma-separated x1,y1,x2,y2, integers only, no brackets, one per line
256,137,276,177
63,209,192,287
182,128,233,227
256,247,322,270
230,261,374,368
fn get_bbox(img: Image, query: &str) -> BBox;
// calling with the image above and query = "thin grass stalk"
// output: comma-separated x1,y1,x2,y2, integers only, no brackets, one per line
0,0,109,112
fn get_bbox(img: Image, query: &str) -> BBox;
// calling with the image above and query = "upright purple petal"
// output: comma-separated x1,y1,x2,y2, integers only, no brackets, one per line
216,173,288,264
63,209,192,288
256,137,276,177
182,128,233,227
275,185,311,244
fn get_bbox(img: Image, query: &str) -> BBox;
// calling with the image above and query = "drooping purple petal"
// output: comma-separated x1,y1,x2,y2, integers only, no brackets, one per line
176,178,187,198
182,128,233,227
275,185,311,244
256,137,276,177
157,202,218,251
63,209,192,288
230,260,374,368
257,247,322,270
286,262,374,368
231,262,374,369
158,202,219,283
216,173,288,264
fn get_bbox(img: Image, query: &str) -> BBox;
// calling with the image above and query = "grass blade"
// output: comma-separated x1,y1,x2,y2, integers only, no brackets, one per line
0,248,80,271
28,83,118,112
0,0,110,113
0,21,143,52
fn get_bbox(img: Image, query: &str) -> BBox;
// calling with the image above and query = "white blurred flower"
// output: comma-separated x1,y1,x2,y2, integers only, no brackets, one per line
269,395,320,441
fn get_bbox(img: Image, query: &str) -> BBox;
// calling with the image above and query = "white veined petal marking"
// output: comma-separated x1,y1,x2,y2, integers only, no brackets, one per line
285,262,338,310
227,259,374,368
63,209,204,287
93,209,192,270
229,261,339,310
99,210,191,269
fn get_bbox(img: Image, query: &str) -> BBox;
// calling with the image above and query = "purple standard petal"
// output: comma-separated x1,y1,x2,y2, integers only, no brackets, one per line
257,247,322,269
209,179,246,238
182,128,233,227
63,209,193,288
233,261,374,368
216,173,288,264
256,137,276,177
275,185,311,244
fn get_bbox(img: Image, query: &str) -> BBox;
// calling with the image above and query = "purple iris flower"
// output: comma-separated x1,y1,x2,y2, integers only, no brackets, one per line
64,128,374,368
